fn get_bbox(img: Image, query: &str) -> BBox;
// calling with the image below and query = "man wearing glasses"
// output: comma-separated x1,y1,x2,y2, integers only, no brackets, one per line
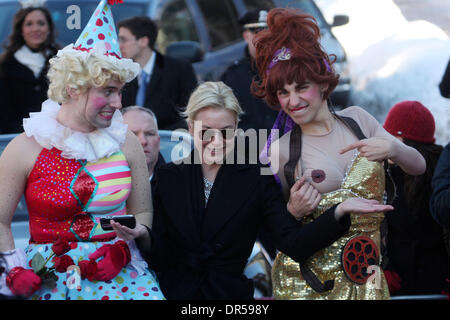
118,16,197,131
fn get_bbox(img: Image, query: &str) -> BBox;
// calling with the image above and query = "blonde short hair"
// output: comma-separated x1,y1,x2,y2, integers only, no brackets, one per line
182,81,244,124
47,54,135,103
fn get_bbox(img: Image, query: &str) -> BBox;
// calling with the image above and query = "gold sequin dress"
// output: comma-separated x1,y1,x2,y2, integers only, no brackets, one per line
272,154,390,300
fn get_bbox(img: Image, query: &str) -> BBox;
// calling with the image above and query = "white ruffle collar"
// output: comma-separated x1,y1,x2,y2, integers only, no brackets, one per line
23,99,128,162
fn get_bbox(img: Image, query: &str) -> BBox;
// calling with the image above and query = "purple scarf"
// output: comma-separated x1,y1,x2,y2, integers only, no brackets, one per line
259,110,296,185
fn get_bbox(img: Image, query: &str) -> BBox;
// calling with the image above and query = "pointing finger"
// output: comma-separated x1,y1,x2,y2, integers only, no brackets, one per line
339,141,365,154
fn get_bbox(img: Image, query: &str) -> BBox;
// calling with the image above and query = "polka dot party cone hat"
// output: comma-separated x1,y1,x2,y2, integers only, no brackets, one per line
74,0,121,58
56,0,139,82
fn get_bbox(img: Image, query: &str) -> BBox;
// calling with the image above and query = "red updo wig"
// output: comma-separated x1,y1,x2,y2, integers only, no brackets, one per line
252,8,339,108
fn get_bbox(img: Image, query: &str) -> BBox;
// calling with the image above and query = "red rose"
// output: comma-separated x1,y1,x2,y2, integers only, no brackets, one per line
6,267,42,297
51,236,71,256
53,255,75,273
78,260,97,281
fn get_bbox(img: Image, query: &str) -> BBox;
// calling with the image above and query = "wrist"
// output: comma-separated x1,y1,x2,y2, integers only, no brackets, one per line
138,224,150,239
287,202,302,221
388,138,401,161
0,248,27,273
334,203,346,221
137,225,154,250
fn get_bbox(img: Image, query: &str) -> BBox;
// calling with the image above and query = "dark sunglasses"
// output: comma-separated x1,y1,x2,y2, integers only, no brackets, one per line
245,27,266,33
198,128,236,141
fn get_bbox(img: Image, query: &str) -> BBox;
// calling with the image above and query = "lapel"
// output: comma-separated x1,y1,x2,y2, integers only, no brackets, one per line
161,160,203,246
145,52,164,102
201,161,257,242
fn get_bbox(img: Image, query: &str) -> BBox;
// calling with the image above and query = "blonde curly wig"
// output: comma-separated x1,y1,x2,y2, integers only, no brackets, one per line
47,53,135,103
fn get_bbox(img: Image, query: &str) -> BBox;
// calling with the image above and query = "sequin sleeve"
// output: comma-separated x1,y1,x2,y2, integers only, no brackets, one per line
260,172,351,263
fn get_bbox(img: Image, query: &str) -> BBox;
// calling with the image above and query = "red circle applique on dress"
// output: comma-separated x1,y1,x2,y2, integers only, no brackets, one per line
341,235,379,284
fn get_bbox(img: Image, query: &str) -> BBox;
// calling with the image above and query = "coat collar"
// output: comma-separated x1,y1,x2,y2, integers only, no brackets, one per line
200,160,257,242
162,148,256,244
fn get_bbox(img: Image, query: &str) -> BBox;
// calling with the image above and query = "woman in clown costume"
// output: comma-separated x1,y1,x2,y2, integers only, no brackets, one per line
0,0,164,300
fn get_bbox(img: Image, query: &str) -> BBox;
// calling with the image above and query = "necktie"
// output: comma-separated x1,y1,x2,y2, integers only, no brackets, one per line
136,71,148,106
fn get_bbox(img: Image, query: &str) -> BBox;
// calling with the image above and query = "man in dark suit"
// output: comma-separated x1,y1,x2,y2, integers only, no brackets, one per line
221,10,278,135
118,16,197,130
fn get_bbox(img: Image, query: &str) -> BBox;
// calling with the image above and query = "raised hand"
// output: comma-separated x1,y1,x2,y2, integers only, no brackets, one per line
339,137,394,162
110,220,147,241
334,198,394,220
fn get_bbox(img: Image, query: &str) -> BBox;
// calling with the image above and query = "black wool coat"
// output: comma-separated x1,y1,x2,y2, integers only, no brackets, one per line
385,165,449,295
121,51,197,131
145,152,351,300
0,55,52,133
430,142,450,228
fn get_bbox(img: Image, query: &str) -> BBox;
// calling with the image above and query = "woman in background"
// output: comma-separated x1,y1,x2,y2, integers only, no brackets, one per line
0,3,58,133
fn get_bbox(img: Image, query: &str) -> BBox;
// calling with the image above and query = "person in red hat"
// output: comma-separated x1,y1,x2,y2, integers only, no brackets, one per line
381,100,449,296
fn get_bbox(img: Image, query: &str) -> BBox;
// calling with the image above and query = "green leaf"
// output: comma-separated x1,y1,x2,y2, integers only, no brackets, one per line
31,253,45,273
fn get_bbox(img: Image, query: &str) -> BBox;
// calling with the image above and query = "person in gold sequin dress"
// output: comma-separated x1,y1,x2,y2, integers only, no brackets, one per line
252,8,427,300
